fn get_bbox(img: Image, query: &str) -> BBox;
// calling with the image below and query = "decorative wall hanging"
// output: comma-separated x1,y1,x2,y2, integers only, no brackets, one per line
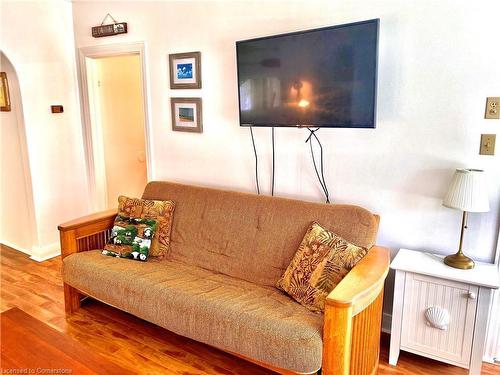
171,98,203,133
169,52,201,89
0,72,11,112
92,13,127,38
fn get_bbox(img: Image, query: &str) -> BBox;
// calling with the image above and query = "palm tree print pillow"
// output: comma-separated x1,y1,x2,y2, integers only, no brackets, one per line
276,222,368,313
117,196,175,258
102,215,157,262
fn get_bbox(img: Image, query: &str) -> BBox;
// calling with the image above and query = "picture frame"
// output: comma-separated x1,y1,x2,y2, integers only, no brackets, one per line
171,98,203,133
169,52,201,89
0,72,11,112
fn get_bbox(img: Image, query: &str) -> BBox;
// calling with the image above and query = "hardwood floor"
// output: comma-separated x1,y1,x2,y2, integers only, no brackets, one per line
2,307,133,374
1,244,498,374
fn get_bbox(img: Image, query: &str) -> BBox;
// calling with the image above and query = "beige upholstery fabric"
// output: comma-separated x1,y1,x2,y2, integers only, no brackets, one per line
63,251,323,373
142,181,379,287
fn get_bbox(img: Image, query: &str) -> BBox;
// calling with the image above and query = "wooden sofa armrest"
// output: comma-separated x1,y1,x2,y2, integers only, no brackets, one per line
58,209,117,259
326,245,390,314
322,245,390,375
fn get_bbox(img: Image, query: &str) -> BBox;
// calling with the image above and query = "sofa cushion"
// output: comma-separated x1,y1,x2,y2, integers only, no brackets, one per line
141,181,379,287
277,222,368,313
118,195,175,258
63,250,323,373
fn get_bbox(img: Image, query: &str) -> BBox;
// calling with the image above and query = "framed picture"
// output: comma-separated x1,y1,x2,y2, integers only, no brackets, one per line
0,72,11,112
169,52,201,89
171,98,203,133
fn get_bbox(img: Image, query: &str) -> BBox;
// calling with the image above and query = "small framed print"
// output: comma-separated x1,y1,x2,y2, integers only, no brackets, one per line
171,98,203,133
0,72,11,112
169,52,201,89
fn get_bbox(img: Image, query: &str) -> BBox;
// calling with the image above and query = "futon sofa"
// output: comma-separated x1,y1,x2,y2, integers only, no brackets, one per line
59,181,389,375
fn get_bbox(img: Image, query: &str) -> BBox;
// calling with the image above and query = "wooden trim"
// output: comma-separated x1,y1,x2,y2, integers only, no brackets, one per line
64,283,81,314
59,210,116,314
323,302,353,374
326,246,390,314
58,209,115,259
350,290,384,374
59,228,77,259
58,209,116,231
77,42,154,211
322,246,390,375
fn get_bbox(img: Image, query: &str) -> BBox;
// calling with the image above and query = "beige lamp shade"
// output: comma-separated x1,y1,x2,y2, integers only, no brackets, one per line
443,169,490,212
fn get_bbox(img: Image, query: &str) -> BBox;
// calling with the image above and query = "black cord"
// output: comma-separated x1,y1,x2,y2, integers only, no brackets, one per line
305,128,330,203
249,126,260,194
271,127,275,196
311,130,330,201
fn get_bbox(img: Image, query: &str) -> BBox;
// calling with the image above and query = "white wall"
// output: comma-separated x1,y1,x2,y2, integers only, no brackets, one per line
0,53,36,253
1,0,90,259
72,0,500,315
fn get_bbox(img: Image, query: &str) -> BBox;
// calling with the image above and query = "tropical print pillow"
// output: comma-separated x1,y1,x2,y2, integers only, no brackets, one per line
117,196,175,258
102,215,157,261
276,222,368,313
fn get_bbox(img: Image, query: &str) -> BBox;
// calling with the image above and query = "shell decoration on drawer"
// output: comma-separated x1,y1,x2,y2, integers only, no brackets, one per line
424,306,450,330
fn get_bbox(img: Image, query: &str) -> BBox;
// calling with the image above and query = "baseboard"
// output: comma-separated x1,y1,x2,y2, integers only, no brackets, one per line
483,356,494,364
30,242,61,262
0,240,32,256
382,312,392,334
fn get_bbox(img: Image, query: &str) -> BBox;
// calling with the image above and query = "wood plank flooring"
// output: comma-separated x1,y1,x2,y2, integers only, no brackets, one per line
1,245,498,374
1,307,133,374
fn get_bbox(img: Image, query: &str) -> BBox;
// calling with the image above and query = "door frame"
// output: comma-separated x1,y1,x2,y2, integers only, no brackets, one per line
77,42,153,211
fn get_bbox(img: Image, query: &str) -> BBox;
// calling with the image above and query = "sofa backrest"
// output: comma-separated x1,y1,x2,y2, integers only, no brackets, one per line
142,181,379,287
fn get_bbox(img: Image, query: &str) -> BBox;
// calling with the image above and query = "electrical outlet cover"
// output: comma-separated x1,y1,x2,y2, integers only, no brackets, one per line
485,97,500,119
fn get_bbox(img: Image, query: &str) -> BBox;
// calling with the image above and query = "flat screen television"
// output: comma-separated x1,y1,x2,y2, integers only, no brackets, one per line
236,19,379,128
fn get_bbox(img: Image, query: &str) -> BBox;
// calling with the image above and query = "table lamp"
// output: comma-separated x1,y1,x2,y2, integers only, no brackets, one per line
442,168,490,269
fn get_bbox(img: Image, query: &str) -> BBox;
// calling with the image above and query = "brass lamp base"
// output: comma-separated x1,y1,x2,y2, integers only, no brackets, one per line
444,252,475,270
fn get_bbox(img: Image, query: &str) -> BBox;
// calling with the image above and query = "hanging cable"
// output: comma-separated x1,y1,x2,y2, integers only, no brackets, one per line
311,129,330,201
249,126,260,194
305,128,330,203
271,127,275,196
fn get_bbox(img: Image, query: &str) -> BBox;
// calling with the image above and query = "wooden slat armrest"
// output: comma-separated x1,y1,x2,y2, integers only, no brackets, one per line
322,246,389,374
325,245,390,316
58,209,117,231
58,209,117,259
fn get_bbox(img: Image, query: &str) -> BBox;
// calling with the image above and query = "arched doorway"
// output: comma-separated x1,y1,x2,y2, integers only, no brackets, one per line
0,52,37,254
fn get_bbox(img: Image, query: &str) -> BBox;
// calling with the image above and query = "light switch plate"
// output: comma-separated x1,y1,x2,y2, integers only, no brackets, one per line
480,134,496,155
485,97,500,119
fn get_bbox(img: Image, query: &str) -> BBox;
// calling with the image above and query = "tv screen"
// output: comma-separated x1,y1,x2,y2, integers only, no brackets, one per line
236,19,379,128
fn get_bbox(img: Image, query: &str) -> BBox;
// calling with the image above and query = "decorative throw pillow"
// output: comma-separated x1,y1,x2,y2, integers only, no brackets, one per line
102,215,157,261
117,196,175,258
276,222,368,313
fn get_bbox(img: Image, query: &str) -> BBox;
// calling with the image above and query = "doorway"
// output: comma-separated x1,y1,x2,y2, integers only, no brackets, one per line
79,43,152,210
0,52,37,254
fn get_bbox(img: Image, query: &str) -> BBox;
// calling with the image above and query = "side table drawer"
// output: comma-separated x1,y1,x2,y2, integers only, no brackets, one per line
400,272,478,367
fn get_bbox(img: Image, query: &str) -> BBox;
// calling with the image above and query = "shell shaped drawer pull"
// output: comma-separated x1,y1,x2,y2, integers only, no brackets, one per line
424,306,450,330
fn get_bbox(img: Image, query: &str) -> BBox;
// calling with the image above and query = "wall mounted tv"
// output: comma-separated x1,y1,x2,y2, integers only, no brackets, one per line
236,19,379,128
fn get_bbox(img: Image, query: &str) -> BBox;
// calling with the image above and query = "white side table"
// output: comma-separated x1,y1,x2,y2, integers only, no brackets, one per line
389,249,499,375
